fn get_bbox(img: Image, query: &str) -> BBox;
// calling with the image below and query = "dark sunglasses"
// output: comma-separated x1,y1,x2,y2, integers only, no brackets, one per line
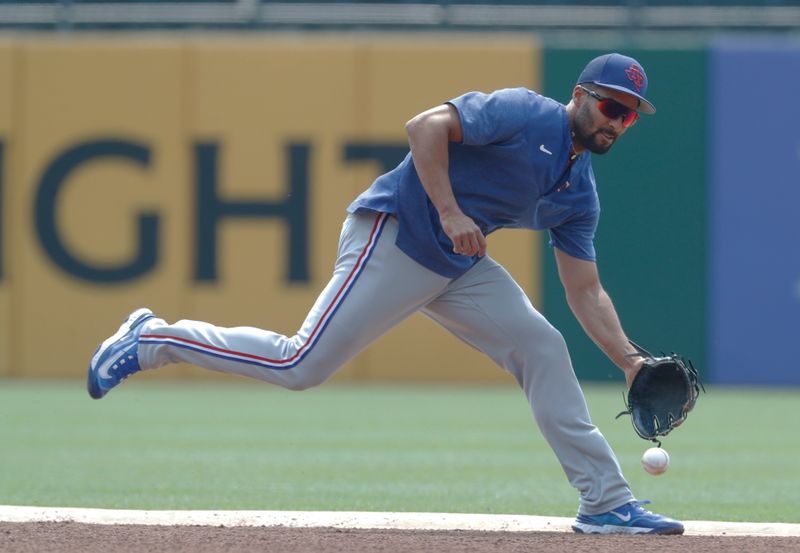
579,85,639,128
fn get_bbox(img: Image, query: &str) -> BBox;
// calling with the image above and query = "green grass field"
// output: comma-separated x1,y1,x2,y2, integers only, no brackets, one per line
1,379,798,523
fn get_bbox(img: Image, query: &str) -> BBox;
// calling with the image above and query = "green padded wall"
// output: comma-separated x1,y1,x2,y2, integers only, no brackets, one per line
541,49,707,381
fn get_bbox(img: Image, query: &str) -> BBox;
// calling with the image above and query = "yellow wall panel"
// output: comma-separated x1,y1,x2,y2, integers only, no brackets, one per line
2,36,544,383
182,38,365,381
364,37,540,132
356,37,541,381
0,44,14,376
15,39,188,377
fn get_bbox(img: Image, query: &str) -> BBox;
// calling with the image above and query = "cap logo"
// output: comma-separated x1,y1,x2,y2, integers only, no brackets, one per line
624,64,645,92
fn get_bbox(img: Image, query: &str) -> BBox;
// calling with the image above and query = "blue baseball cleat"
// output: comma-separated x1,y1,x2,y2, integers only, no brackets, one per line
572,500,684,535
87,308,155,399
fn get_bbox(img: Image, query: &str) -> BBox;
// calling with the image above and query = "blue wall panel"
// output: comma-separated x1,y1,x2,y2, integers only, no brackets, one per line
710,43,800,385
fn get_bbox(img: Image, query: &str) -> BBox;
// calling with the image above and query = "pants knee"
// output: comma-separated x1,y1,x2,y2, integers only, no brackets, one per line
520,323,568,361
281,374,322,392
279,364,331,391
541,325,569,358
506,323,570,382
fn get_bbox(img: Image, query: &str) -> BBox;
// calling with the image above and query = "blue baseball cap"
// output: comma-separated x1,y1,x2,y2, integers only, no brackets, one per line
577,53,656,114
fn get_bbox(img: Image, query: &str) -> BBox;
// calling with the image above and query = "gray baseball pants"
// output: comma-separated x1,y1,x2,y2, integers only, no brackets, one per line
138,210,634,514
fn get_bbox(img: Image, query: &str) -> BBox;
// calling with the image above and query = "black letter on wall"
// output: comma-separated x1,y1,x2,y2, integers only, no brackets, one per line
35,140,158,283
194,142,310,283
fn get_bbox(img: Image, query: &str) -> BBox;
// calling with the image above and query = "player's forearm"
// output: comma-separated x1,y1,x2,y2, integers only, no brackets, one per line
405,114,461,218
566,285,638,372
406,105,486,257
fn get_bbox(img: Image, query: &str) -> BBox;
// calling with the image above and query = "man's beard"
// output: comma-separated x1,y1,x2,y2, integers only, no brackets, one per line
572,104,617,155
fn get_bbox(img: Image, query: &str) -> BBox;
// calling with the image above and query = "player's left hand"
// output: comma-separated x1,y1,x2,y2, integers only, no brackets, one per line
617,340,705,444
624,356,645,389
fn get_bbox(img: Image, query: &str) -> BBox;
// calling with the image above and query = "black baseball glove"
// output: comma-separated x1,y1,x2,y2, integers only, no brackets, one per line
616,340,704,445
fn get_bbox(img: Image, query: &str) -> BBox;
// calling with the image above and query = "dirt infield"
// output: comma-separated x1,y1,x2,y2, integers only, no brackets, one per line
3,507,799,552
4,522,800,553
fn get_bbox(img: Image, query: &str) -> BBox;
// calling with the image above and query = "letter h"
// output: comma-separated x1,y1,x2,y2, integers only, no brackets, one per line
194,142,309,283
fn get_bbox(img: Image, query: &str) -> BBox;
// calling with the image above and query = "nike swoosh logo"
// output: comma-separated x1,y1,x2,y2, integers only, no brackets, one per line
539,144,553,155
609,510,632,522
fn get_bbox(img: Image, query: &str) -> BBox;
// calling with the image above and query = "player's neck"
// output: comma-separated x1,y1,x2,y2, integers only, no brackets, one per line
569,132,582,158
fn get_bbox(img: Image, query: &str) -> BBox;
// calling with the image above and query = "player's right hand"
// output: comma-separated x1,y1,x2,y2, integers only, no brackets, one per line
440,211,487,257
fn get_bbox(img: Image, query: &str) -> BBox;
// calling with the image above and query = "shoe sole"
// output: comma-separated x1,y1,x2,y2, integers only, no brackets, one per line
87,308,154,399
572,523,684,535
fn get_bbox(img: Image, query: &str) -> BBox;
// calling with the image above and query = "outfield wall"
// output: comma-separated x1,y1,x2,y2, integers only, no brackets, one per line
542,44,799,386
0,36,796,384
0,36,540,382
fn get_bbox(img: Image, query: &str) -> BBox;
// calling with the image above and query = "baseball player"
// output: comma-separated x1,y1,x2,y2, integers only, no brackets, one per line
88,53,683,535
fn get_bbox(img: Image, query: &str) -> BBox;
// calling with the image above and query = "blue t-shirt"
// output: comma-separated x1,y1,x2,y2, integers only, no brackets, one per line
347,87,600,278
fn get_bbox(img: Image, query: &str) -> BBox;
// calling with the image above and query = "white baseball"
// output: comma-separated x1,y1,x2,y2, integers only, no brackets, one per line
641,447,670,475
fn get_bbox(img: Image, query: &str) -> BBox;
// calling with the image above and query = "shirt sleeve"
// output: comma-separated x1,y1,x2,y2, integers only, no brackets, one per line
447,88,535,146
548,210,599,262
